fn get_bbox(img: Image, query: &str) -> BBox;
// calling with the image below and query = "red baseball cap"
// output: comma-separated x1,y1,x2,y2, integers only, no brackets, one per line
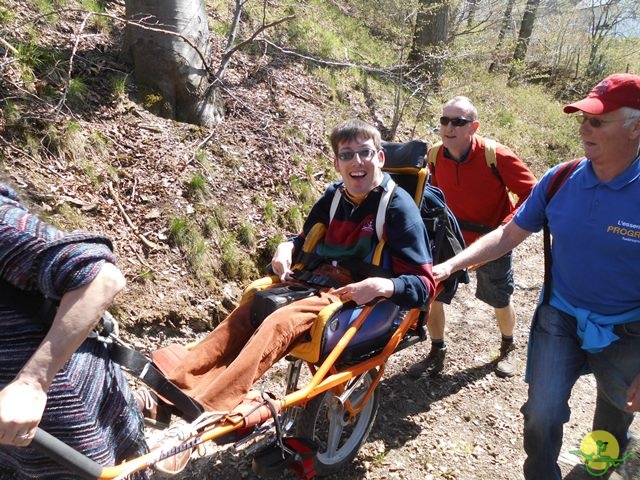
563,73,640,114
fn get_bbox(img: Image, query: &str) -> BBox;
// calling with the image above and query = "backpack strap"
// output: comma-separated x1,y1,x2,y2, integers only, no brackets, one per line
374,179,396,243
541,159,582,305
482,137,505,186
329,179,396,243
427,142,442,170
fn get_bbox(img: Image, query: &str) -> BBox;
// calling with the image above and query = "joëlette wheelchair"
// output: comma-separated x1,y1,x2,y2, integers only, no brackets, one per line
31,140,446,480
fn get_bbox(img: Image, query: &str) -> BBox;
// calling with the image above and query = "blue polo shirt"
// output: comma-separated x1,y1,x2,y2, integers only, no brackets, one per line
515,156,640,316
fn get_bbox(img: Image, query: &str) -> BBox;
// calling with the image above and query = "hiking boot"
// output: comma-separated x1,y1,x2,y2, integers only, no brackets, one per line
151,420,195,477
495,341,517,378
616,437,640,480
407,345,447,378
134,388,172,429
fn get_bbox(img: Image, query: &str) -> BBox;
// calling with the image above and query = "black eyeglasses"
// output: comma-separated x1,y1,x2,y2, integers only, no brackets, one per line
337,148,378,162
575,114,630,128
440,116,473,127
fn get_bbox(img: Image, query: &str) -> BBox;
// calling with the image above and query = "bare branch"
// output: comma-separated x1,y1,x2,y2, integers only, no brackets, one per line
55,12,90,115
0,35,19,56
216,14,296,80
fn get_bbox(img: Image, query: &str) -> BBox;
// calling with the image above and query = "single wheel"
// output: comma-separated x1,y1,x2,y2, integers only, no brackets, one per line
295,369,380,476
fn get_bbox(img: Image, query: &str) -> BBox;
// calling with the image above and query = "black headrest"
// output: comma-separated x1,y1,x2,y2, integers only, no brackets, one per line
381,140,429,169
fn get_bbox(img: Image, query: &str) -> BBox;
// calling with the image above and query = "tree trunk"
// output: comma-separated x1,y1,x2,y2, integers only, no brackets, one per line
508,0,541,83
488,0,516,73
407,0,449,88
122,0,223,127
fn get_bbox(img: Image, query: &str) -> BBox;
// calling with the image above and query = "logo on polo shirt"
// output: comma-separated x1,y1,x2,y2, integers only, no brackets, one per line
608,219,640,242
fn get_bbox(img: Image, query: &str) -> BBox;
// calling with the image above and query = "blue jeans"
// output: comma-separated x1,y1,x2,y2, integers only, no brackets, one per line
521,304,640,480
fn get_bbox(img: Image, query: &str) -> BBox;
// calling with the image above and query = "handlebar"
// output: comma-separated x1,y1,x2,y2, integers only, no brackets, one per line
32,428,102,480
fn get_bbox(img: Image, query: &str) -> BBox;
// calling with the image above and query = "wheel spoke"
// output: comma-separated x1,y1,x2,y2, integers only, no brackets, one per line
325,401,345,456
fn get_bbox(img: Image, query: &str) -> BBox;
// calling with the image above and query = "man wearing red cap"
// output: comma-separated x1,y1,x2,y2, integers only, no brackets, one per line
432,73,640,479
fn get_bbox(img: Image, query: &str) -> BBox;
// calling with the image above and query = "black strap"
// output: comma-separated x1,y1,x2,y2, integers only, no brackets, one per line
489,164,506,187
292,254,394,285
291,270,342,288
338,258,393,281
457,220,494,234
108,341,204,421
542,159,581,305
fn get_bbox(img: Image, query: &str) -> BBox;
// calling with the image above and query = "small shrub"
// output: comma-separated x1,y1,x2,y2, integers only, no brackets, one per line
263,199,277,224
67,77,88,106
203,214,220,238
265,234,285,257
220,234,256,281
237,222,257,248
168,216,207,271
81,0,110,31
0,7,15,25
286,206,303,233
110,75,127,99
186,172,209,200
135,267,155,283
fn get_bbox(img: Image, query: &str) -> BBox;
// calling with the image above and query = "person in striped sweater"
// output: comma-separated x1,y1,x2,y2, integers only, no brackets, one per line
0,182,148,479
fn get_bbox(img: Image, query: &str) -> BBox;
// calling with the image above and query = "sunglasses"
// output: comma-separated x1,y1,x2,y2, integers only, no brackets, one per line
575,114,630,128
440,116,473,127
337,148,378,162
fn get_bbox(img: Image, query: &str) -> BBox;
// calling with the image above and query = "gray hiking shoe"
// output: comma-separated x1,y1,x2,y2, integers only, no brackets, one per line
408,346,447,378
495,341,517,378
616,437,640,480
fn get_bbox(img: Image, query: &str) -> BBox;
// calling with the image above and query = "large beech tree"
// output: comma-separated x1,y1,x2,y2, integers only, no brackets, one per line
122,0,222,127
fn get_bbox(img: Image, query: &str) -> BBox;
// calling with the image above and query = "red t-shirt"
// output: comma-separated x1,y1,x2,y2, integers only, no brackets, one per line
428,135,537,245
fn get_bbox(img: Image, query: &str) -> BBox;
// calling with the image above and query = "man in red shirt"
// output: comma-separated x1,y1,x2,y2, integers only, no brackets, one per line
414,96,536,378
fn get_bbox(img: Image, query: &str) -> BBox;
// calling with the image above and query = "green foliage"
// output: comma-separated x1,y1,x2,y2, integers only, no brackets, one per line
81,0,110,31
143,93,165,113
82,163,99,186
44,121,87,162
52,202,87,230
0,6,15,25
135,267,156,283
265,233,286,258
2,101,22,126
263,199,277,224
29,0,56,17
67,77,88,106
220,234,256,280
285,205,303,233
194,148,209,166
237,222,257,248
186,172,209,200
275,2,395,64
168,216,207,271
16,42,61,72
283,125,306,142
110,75,127,99
289,175,314,207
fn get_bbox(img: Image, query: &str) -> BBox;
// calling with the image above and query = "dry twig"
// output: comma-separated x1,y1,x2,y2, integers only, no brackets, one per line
107,181,165,251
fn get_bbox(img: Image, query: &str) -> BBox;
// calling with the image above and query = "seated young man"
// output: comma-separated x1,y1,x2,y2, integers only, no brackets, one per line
143,118,435,427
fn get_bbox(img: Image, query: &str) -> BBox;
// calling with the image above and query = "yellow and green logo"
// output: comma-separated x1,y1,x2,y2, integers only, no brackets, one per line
570,430,637,476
